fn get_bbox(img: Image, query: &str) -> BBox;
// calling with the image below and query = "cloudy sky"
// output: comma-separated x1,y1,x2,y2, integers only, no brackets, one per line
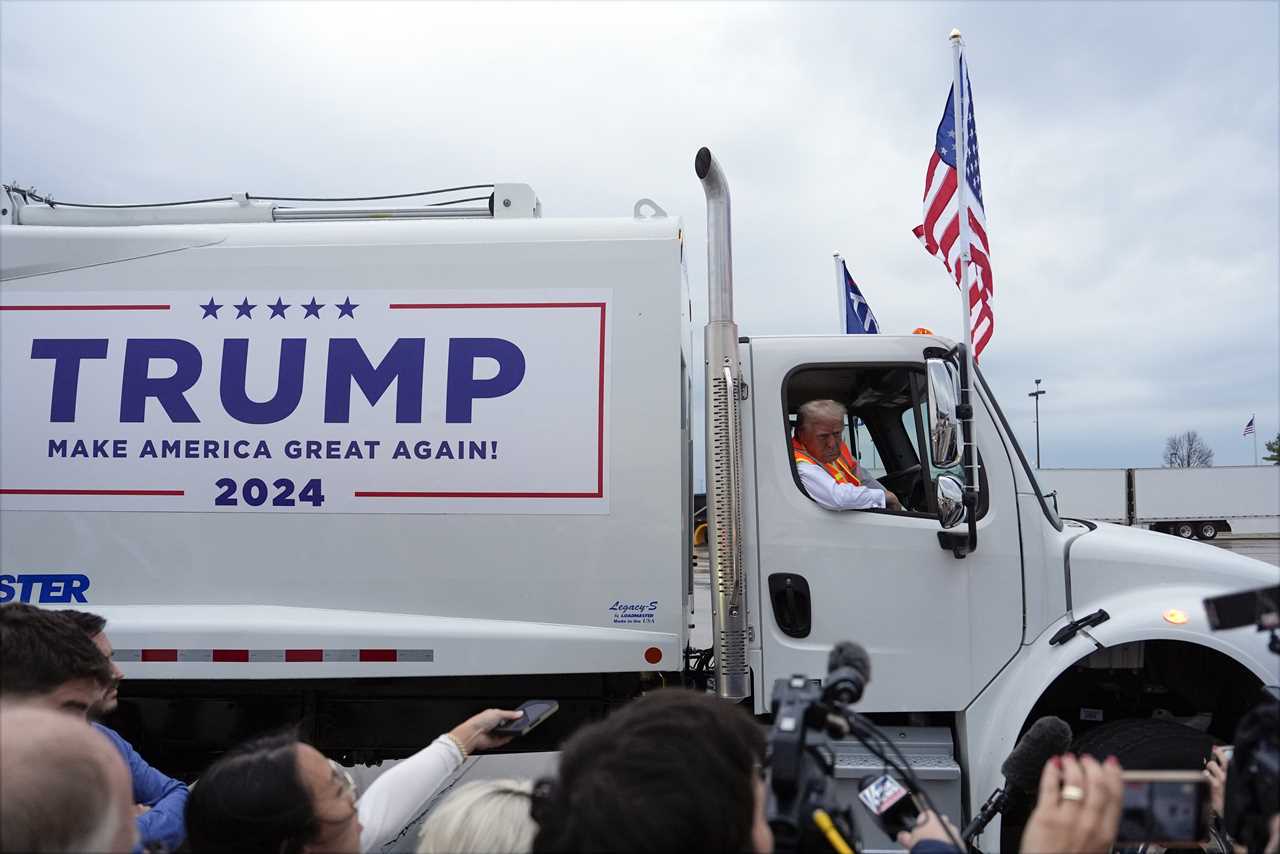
3,1,1276,476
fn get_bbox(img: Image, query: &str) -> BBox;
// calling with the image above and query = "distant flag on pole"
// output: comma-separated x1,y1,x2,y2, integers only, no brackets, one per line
912,49,995,359
839,258,880,334
1244,415,1255,437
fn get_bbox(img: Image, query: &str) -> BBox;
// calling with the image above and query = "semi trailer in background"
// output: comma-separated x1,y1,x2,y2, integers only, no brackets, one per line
1035,466,1280,539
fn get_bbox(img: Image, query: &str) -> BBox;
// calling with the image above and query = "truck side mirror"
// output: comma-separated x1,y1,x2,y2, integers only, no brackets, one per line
926,358,961,469
936,475,966,529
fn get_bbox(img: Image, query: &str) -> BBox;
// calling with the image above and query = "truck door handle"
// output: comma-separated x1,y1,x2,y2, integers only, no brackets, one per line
768,573,812,639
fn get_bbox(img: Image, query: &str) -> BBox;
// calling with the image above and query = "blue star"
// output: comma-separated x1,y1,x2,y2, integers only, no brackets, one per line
302,298,325,319
200,298,222,319
336,297,359,319
234,298,256,319
268,298,290,319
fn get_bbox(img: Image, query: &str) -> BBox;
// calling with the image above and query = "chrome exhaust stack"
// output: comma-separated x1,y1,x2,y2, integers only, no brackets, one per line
696,147,750,702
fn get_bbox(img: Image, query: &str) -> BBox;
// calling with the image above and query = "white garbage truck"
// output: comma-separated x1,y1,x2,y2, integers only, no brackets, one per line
2,151,1276,850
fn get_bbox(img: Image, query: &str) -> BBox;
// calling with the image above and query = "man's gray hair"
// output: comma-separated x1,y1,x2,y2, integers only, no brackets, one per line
0,705,125,853
796,399,847,429
417,778,536,854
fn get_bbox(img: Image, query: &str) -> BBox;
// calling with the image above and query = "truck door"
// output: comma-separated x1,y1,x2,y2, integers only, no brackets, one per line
747,336,1025,711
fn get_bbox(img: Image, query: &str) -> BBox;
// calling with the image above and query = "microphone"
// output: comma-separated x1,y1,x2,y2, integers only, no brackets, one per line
824,641,871,706
961,716,1072,844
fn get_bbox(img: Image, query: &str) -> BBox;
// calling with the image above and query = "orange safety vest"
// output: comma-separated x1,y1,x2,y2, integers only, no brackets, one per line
792,437,861,486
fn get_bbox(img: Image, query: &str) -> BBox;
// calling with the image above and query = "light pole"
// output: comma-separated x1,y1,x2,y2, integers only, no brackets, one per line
1028,379,1046,468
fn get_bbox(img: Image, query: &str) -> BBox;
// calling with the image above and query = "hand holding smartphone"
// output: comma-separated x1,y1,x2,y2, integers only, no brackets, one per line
491,700,559,737
1117,771,1210,847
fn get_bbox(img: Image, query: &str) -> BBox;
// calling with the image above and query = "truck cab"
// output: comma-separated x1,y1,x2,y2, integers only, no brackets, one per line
742,333,1034,712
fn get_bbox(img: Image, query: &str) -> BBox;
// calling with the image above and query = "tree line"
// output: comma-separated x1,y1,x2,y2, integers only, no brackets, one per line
1162,430,1280,467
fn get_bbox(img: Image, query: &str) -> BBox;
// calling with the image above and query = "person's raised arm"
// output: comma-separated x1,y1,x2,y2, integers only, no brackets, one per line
357,708,522,852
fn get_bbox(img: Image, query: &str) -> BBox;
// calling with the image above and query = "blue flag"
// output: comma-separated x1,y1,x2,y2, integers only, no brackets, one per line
842,260,880,334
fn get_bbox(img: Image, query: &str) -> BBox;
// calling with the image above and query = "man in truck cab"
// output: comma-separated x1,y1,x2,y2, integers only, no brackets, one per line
793,399,903,512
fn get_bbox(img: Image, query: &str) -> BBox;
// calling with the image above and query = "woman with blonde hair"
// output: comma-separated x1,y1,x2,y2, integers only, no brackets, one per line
417,779,537,854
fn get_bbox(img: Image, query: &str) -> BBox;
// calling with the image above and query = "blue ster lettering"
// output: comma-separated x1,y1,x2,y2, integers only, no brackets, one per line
31,337,526,424
0,573,91,604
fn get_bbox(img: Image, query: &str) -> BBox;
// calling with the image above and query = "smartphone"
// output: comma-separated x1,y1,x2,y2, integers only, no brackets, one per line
1116,771,1210,846
857,775,922,839
491,700,559,737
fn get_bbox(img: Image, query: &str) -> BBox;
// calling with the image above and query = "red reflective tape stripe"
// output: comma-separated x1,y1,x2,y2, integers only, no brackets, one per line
140,649,177,662
286,649,324,662
355,491,600,498
132,648,424,662
0,304,171,311
359,649,397,662
0,489,184,496
211,649,249,663
388,302,605,309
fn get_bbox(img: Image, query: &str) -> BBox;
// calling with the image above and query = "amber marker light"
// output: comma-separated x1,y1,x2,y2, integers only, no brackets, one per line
1163,609,1190,625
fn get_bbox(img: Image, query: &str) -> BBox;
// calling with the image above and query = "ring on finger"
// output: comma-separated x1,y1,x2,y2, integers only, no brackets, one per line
1061,784,1085,803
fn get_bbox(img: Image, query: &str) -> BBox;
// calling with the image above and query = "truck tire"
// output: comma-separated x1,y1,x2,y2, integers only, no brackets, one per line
1175,522,1196,539
1196,522,1218,540
1071,718,1213,770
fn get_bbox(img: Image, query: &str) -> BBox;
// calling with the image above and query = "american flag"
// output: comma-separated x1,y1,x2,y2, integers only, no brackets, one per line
913,53,995,359
842,260,881,334
1244,415,1255,437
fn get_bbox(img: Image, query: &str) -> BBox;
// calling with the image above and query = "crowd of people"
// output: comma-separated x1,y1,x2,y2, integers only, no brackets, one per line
1,601,1274,854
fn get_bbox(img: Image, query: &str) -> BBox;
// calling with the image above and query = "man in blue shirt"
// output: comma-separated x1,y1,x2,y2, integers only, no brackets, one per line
62,610,190,853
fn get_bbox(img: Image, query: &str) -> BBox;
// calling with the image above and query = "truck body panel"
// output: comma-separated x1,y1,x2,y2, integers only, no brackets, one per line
1,217,691,678
960,518,1279,851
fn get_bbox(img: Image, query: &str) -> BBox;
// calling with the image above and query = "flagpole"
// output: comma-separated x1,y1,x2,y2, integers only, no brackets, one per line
951,30,975,363
1254,418,1259,465
834,253,847,334
950,29,978,496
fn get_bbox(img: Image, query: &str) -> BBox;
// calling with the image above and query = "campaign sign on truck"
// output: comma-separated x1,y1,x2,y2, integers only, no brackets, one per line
0,290,611,514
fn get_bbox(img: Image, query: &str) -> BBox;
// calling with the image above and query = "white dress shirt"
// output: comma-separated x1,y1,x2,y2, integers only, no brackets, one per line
796,460,887,511
358,734,463,851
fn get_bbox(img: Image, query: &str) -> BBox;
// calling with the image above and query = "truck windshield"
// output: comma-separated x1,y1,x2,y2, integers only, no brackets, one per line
974,364,1062,530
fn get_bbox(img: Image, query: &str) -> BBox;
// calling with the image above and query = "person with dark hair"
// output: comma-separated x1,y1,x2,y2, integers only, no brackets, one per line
62,608,190,853
530,688,774,853
0,602,113,716
186,708,522,853
185,732,352,854
60,609,122,712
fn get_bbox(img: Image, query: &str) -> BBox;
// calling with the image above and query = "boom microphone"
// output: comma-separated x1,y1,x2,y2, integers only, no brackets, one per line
824,641,872,706
962,716,1073,844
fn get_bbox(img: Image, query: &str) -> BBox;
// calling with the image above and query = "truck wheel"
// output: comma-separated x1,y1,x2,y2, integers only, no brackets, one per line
1175,522,1196,539
1196,522,1218,540
1071,718,1213,770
